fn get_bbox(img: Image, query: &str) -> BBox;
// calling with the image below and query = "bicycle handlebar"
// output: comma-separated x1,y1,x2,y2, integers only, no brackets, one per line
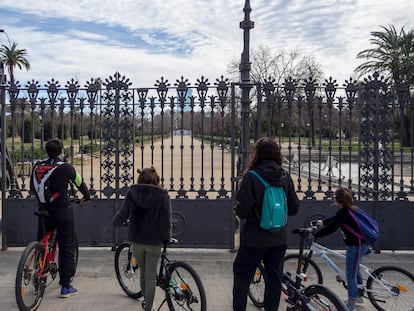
34,197,91,218
162,238,179,252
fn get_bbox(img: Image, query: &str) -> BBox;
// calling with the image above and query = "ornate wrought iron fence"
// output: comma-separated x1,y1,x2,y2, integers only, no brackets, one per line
1,73,238,200
1,71,414,249
0,73,238,248
250,73,414,202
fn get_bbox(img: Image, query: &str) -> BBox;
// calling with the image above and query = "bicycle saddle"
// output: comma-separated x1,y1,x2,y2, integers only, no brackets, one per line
292,227,317,235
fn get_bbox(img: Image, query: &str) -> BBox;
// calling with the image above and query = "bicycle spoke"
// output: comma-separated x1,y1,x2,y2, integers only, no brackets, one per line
367,266,414,311
114,243,142,299
166,262,206,311
15,242,45,311
248,265,265,308
304,285,346,311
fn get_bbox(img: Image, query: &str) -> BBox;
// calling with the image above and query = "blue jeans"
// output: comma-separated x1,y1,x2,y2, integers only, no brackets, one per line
346,244,370,300
233,245,286,311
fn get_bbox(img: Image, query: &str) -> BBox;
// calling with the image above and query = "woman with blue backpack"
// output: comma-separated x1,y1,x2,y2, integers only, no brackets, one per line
232,137,300,311
314,187,378,311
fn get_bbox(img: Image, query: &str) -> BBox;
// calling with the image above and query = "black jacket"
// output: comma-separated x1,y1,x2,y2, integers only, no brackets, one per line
112,184,172,245
314,206,366,246
234,160,300,247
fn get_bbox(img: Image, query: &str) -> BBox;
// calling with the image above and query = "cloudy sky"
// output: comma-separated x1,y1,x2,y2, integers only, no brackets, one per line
0,0,413,87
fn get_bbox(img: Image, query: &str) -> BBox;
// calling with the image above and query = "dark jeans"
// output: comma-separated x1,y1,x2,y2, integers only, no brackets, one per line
233,244,286,311
38,206,76,288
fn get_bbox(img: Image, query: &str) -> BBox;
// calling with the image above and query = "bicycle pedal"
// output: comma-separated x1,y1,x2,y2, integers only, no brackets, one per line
335,275,344,282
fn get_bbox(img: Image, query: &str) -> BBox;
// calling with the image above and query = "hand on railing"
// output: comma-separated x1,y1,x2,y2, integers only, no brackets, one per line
80,197,91,204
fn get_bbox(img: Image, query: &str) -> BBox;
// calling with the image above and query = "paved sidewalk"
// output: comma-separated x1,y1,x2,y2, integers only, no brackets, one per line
1,247,413,311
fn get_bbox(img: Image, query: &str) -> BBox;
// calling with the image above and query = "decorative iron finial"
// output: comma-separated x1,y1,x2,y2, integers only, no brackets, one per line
239,0,254,82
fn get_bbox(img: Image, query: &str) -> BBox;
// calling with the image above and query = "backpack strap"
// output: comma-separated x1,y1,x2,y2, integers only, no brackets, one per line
247,170,269,222
248,170,270,188
343,209,366,242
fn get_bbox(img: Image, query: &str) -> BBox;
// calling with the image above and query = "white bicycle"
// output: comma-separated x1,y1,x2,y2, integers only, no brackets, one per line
280,225,414,311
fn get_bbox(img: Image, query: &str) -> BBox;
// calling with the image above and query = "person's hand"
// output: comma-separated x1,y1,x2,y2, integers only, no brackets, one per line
306,233,314,244
80,197,91,204
310,219,323,228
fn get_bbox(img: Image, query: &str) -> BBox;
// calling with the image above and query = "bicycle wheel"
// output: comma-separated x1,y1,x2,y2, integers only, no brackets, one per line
114,242,142,299
283,254,323,285
166,261,207,311
248,263,265,308
303,284,347,310
15,241,46,311
366,265,414,311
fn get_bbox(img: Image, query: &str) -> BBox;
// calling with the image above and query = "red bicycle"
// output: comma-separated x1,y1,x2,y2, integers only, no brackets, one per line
15,200,80,311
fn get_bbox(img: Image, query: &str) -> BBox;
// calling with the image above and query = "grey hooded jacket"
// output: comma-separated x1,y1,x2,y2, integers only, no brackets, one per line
112,184,172,245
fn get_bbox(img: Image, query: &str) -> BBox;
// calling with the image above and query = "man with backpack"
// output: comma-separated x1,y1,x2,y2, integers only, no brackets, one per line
30,139,91,298
233,137,300,311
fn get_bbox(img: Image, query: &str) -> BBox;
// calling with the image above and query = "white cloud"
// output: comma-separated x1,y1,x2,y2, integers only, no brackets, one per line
1,0,413,86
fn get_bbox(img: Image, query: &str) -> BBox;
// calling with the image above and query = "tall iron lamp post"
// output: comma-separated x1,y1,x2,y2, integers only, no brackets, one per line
0,28,9,250
0,28,10,83
239,1,254,174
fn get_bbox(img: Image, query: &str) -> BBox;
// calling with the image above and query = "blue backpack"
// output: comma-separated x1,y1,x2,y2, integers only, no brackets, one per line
248,170,288,233
344,208,379,245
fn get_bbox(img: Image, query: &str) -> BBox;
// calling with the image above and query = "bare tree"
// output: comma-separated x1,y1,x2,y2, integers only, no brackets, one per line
227,45,324,140
227,45,323,84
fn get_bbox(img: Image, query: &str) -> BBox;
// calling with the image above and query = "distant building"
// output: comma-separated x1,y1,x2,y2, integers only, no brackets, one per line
172,129,192,136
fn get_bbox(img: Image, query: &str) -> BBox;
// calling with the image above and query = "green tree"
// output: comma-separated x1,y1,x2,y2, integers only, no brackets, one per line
355,25,414,147
0,42,30,83
354,25,414,86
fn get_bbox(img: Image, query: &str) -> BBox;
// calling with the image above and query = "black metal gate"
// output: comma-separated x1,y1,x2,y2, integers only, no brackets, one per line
1,73,238,249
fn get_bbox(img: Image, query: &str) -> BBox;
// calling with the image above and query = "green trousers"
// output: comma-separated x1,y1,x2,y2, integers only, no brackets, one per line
131,242,162,311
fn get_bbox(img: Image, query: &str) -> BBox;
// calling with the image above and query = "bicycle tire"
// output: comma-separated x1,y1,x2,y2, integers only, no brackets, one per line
283,254,323,285
166,261,207,311
248,263,265,308
15,241,46,311
303,284,347,311
114,242,142,299
366,265,414,311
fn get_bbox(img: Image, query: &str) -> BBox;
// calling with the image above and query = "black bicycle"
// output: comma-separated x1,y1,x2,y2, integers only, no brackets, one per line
248,227,347,310
114,239,207,311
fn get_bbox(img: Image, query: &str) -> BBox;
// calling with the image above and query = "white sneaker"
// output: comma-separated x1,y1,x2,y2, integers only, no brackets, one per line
345,303,357,311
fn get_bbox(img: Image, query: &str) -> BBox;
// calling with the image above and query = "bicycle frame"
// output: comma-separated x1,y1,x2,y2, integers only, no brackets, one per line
309,241,395,296
38,230,58,278
156,247,173,289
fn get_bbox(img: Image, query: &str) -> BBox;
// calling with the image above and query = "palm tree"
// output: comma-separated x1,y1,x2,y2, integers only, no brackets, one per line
354,25,414,86
355,25,414,147
0,42,30,83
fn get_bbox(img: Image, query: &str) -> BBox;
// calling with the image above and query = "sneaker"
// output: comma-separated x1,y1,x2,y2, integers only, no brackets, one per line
141,299,157,311
346,303,357,311
60,286,78,298
344,296,364,304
